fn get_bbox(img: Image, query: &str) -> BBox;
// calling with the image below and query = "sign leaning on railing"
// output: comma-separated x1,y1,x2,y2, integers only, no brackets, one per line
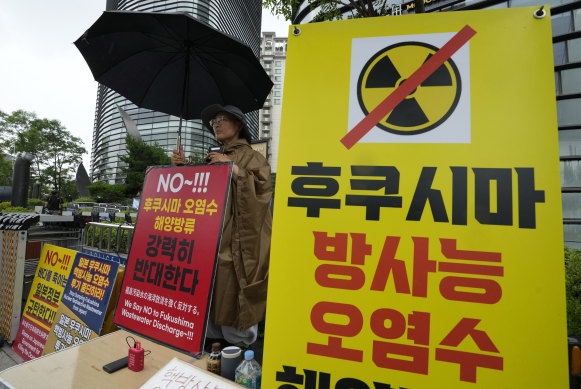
113,164,231,355
12,244,76,361
42,252,120,355
263,6,567,388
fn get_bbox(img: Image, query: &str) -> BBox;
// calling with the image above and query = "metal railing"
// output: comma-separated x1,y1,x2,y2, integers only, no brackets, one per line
27,225,83,251
81,221,135,264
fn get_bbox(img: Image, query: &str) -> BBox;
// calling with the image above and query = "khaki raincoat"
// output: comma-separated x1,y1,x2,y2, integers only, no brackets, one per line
210,138,272,330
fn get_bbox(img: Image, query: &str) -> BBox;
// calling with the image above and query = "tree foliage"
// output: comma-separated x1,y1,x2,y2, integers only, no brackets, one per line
0,158,12,186
0,110,37,147
0,109,86,196
87,181,127,203
263,0,400,22
60,179,79,202
40,120,86,194
566,247,581,339
120,134,171,197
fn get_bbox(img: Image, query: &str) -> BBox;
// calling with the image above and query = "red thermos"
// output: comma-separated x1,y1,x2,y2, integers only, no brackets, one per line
128,341,144,372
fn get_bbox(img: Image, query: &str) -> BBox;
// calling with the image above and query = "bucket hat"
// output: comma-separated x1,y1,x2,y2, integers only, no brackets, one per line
201,104,251,143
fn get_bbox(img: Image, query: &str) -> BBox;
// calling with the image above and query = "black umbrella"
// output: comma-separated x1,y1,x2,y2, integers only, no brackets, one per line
74,10,273,138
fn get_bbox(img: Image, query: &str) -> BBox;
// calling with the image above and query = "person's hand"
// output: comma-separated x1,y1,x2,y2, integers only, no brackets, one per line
171,138,185,166
206,152,239,179
206,152,232,164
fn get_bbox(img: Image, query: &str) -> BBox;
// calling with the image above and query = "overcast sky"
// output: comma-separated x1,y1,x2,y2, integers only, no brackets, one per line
0,1,290,170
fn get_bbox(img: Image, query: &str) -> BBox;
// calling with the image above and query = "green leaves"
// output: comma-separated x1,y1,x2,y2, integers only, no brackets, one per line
262,0,393,22
262,0,298,20
119,134,171,197
566,247,581,338
0,109,87,197
87,181,127,203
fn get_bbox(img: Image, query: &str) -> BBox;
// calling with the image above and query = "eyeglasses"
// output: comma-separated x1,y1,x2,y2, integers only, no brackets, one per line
209,116,229,127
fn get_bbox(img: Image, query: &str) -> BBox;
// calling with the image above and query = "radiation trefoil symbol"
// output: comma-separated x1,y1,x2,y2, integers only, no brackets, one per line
357,42,461,135
346,31,473,145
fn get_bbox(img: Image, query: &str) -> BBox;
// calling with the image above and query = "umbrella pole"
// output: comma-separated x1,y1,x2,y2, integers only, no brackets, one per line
177,44,191,143
176,45,191,163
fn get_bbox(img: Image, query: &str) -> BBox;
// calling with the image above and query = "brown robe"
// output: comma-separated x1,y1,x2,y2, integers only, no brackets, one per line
210,138,272,329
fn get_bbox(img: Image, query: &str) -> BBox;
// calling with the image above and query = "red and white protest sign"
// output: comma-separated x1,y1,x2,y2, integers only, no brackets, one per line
113,164,231,354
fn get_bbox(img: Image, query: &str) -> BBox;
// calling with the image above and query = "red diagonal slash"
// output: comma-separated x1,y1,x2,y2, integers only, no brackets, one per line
341,25,477,149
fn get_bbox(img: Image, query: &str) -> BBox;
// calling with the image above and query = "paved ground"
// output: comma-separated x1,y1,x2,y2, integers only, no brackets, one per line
0,341,23,373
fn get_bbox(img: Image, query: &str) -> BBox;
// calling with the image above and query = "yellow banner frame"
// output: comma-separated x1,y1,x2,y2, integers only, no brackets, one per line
264,7,566,388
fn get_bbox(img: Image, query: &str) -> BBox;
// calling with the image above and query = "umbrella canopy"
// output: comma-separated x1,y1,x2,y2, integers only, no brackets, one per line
74,10,273,123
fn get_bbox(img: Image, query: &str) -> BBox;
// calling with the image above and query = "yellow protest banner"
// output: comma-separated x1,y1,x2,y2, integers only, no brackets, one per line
263,7,566,388
42,304,99,355
12,244,75,360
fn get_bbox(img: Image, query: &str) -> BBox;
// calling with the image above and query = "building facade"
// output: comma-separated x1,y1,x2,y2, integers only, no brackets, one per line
92,0,262,184
259,32,287,173
292,0,581,247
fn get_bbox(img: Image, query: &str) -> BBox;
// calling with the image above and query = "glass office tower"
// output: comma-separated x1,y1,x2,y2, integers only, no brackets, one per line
91,0,262,184
292,0,581,248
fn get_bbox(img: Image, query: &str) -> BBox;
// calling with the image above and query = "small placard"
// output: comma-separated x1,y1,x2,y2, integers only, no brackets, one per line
139,358,240,389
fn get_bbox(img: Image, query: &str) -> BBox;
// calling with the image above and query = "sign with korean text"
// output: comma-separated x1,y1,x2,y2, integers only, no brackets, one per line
43,253,120,354
12,244,75,360
139,357,240,389
264,7,567,388
114,164,231,355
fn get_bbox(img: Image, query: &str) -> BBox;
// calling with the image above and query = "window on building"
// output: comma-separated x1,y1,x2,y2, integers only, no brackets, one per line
274,91,281,97
568,37,581,62
563,192,581,221
564,223,581,248
560,130,581,157
275,76,281,81
558,98,581,126
554,41,567,66
275,69,281,74
274,99,281,105
482,1,507,9
562,160,581,188
275,61,282,66
562,68,581,94
441,0,477,11
275,84,281,89
552,12,573,36
511,0,565,7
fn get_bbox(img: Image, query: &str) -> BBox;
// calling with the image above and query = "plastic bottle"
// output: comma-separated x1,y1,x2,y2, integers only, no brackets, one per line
206,342,221,374
234,350,262,389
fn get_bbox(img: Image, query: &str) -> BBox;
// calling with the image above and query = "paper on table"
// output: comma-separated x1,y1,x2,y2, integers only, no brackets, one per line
139,357,240,389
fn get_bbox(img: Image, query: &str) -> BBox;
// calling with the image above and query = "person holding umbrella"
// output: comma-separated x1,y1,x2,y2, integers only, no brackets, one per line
74,10,275,350
172,104,272,348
